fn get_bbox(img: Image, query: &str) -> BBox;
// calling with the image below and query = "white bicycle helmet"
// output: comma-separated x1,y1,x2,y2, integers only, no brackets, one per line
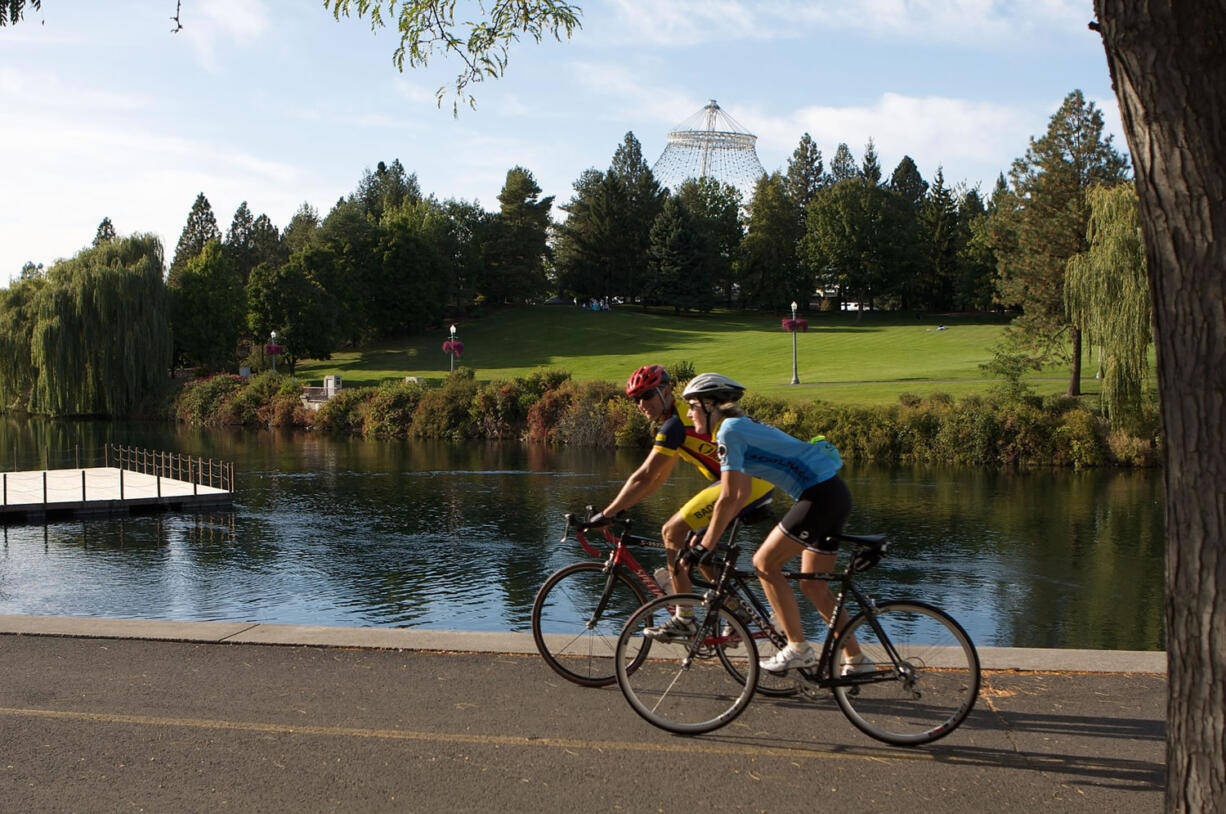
682,373,746,404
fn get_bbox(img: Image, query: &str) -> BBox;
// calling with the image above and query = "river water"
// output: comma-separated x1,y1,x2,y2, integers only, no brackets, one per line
0,418,1165,651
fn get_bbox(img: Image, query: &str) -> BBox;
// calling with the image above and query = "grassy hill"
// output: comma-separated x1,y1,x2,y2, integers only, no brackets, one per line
296,306,1106,406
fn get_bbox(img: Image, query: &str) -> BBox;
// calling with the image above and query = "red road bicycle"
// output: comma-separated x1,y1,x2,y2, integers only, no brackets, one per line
530,509,797,696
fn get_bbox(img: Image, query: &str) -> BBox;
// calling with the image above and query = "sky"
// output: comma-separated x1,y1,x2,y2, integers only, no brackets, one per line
0,0,1126,284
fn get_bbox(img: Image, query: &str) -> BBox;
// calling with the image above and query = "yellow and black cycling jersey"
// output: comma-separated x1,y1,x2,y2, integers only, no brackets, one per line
652,398,722,481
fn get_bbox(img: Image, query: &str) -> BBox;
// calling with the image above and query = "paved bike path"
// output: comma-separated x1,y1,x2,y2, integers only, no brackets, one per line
0,616,1165,813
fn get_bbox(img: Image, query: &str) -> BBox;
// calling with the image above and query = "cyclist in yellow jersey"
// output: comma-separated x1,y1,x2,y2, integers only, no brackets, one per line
585,365,774,609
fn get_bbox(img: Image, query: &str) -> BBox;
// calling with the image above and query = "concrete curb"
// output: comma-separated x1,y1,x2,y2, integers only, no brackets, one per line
0,613,1167,674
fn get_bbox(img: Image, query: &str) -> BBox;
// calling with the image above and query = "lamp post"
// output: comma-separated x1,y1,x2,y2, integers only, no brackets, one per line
790,301,800,385
449,324,457,374
270,331,277,373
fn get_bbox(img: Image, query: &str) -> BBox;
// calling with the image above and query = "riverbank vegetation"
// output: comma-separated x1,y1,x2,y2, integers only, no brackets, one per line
171,367,1160,468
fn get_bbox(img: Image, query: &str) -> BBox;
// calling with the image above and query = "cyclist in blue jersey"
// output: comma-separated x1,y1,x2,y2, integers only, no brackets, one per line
675,373,869,675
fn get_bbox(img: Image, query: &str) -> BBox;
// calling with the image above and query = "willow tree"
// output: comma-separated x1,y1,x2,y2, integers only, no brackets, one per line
29,234,172,416
1065,184,1150,429
0,274,44,409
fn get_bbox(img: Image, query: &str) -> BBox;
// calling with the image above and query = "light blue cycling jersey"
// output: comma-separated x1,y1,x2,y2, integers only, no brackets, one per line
714,415,842,499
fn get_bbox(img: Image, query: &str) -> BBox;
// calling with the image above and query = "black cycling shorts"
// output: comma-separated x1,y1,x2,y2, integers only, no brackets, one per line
777,476,852,552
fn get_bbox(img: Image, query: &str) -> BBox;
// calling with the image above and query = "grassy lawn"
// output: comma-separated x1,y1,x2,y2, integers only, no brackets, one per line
295,305,1117,406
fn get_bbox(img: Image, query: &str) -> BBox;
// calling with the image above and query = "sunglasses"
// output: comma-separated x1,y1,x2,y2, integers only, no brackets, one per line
633,392,657,404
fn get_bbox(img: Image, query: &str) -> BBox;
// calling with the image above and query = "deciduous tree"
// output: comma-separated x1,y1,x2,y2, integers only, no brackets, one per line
1065,183,1149,429
1091,12,1226,805
739,172,804,310
169,240,245,372
324,0,581,111
28,235,172,415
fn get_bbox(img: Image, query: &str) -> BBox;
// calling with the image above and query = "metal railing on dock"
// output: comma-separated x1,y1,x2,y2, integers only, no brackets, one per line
103,444,235,493
2,444,235,522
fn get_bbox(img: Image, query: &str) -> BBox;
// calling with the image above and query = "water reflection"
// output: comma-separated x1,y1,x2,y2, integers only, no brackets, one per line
0,419,1164,650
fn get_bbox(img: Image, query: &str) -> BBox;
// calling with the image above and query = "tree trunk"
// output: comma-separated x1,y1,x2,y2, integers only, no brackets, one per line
1067,326,1083,396
1094,4,1226,812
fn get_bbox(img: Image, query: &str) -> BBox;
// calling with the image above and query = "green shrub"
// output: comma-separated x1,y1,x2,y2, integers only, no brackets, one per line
313,387,371,434
174,374,243,425
411,372,479,440
525,385,574,443
362,380,426,438
1053,408,1108,469
470,378,530,439
552,380,625,447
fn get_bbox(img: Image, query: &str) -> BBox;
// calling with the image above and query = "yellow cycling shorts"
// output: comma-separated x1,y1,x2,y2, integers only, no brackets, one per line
678,478,775,531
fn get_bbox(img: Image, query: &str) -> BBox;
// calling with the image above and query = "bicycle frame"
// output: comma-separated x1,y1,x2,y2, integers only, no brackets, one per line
689,536,903,689
564,516,670,601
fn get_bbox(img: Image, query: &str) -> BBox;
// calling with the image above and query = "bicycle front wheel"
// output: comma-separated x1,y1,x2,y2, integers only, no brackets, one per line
833,601,980,746
531,561,650,687
615,594,758,735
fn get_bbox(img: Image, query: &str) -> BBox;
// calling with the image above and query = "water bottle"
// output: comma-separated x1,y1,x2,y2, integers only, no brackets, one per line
653,566,673,594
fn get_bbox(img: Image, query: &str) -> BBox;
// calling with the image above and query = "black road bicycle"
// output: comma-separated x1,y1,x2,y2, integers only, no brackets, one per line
613,536,981,746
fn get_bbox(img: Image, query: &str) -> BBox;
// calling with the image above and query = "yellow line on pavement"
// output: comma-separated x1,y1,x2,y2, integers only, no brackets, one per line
0,706,923,763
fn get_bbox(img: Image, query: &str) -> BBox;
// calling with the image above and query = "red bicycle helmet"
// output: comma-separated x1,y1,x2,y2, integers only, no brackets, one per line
625,364,671,398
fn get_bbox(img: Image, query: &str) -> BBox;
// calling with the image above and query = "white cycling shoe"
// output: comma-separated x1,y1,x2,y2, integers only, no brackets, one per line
759,644,816,674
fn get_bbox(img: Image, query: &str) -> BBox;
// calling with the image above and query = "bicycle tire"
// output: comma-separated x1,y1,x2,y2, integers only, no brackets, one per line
531,561,651,687
615,593,758,735
832,600,980,746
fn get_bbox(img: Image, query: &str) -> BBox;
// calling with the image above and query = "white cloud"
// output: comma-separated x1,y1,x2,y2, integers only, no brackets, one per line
181,0,272,72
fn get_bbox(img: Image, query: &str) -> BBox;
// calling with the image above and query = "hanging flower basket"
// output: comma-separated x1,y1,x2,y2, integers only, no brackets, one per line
796,318,809,332
264,343,285,356
781,318,809,333
442,340,464,358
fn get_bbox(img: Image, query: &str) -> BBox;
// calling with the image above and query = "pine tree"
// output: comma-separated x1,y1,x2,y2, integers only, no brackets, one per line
915,168,959,310
644,197,711,313
783,133,826,217
860,138,883,185
169,193,221,285
676,177,742,305
888,157,928,209
986,90,1130,395
93,217,116,247
223,201,259,284
829,143,858,183
608,132,666,303
484,166,553,303
283,203,320,256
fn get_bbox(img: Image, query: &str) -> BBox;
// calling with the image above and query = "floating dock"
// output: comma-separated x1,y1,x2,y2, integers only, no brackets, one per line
1,446,234,523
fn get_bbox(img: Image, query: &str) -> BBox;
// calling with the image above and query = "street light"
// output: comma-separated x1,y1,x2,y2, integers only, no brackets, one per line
449,324,457,374
270,330,277,373
790,301,799,385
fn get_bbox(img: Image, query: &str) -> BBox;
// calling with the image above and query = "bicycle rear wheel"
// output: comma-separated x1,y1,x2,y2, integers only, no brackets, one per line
833,601,980,746
531,561,651,687
615,594,758,735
